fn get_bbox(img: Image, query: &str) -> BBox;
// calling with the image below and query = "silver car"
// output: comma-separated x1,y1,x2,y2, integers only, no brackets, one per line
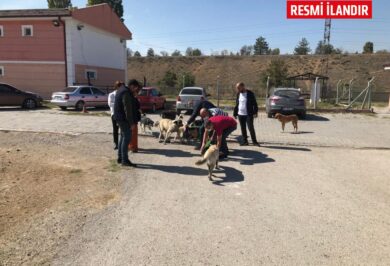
51,86,108,110
265,88,306,118
176,87,209,114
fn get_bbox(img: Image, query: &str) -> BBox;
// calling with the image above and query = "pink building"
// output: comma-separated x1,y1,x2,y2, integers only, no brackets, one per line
0,4,132,98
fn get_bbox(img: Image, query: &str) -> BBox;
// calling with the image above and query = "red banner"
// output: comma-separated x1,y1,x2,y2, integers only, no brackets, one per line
287,0,372,19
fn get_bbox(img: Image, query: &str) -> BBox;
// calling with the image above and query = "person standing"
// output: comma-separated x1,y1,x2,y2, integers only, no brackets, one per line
108,81,121,150
129,82,142,153
233,82,260,146
201,116,237,159
113,79,140,167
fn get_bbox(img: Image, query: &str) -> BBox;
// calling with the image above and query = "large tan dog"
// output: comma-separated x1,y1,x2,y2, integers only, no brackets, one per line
195,145,220,181
275,113,298,132
156,115,184,144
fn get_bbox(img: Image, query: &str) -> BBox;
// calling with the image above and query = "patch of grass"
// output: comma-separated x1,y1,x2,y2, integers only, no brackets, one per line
108,159,120,173
69,169,83,174
64,111,110,117
42,101,58,109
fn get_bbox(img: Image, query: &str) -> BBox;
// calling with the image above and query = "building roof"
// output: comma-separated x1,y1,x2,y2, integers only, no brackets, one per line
0,4,132,40
0,9,71,18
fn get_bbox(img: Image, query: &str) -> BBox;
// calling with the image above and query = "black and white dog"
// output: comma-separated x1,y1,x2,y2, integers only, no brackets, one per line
140,114,155,134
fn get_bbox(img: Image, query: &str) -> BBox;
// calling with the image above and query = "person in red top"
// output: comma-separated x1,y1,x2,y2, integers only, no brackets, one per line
201,116,237,159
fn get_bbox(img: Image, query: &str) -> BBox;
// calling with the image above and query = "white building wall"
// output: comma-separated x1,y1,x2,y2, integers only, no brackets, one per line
65,18,126,79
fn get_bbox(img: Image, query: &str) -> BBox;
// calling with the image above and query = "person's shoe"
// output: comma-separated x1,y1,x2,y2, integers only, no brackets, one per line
253,141,260,147
117,158,122,164
114,144,118,150
240,141,249,146
219,152,227,160
122,161,137,167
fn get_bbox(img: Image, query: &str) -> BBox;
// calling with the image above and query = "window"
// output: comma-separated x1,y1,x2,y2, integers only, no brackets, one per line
138,89,148,96
0,84,13,93
151,89,159,96
85,70,97,80
22,25,33,37
79,87,92,95
0,66,4,76
91,87,105,96
0,26,3,37
180,88,203,95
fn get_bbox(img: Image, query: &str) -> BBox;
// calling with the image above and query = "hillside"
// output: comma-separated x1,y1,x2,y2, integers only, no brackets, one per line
128,54,390,100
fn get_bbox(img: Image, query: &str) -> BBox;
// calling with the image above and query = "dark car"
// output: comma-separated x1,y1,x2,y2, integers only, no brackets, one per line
0,83,43,109
266,88,306,118
137,87,166,112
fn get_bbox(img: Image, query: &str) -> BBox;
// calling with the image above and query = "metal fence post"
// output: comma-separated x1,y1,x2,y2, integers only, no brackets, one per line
336,80,342,104
217,76,220,107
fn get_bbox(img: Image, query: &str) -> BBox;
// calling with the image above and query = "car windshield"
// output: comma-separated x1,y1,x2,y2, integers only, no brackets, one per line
138,89,148,96
63,87,77,93
181,89,203,95
274,90,300,98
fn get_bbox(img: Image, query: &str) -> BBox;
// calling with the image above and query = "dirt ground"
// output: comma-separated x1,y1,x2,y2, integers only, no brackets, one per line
0,132,124,265
1,110,390,265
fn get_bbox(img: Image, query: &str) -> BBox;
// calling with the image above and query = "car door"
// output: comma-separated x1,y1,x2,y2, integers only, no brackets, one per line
91,87,107,107
151,89,163,108
78,87,94,106
0,84,23,106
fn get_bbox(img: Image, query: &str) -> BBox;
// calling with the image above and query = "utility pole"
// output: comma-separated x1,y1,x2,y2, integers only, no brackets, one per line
182,74,185,88
217,75,220,107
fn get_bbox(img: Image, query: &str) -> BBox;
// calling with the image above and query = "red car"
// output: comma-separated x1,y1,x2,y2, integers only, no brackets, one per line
137,87,166,112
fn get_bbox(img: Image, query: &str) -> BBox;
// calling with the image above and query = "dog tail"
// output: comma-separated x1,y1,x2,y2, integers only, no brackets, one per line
195,158,207,165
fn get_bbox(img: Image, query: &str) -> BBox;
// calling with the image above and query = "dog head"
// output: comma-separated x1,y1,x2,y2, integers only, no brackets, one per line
274,113,281,119
145,118,155,126
153,121,160,127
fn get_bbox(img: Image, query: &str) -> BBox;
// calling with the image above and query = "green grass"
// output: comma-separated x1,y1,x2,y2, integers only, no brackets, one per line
69,169,83,175
107,159,121,173
42,100,58,109
64,111,111,117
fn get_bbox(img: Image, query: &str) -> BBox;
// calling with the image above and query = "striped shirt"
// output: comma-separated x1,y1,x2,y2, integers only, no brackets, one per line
209,108,228,117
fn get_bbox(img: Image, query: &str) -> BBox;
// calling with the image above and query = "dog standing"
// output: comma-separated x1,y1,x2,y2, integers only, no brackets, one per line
156,115,184,144
275,113,298,132
195,145,220,181
140,114,155,134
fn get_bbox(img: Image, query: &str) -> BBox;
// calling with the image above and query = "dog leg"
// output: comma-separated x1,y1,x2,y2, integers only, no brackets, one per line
208,164,213,181
216,160,220,170
158,130,163,142
164,132,171,145
282,122,285,132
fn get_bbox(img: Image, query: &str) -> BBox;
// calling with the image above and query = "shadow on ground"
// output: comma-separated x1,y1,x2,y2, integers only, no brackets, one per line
263,146,311,152
137,164,208,176
304,114,330,121
211,165,244,186
229,149,275,166
138,148,197,158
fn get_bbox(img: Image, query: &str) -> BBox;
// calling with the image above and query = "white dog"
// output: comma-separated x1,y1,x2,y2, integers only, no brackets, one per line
156,115,184,144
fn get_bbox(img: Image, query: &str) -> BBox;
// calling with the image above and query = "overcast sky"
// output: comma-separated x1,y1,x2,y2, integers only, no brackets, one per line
1,0,389,55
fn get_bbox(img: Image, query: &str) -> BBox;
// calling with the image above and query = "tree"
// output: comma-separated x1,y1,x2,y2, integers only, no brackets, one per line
254,36,270,55
160,51,169,57
147,48,155,57
87,0,124,20
182,72,196,87
171,50,182,56
192,48,202,56
294,38,311,55
133,51,141,57
220,50,229,56
315,40,335,54
185,47,193,56
159,71,177,88
363,42,374,54
126,48,133,58
271,48,280,55
263,60,289,88
240,45,253,56
376,49,389,54
47,0,72,8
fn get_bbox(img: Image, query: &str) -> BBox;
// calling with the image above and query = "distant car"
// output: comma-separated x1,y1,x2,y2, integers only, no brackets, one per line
51,86,108,110
0,83,43,109
137,87,166,112
266,88,306,118
176,87,209,114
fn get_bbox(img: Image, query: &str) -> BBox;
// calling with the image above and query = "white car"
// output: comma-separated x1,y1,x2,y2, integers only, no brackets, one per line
176,87,209,115
51,86,108,110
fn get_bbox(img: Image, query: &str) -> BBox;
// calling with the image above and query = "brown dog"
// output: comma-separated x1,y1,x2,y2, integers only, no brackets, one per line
275,113,298,132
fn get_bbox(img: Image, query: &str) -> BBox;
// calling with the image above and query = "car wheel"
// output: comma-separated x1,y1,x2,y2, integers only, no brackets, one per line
267,112,273,118
23,98,37,109
75,101,85,111
60,106,67,111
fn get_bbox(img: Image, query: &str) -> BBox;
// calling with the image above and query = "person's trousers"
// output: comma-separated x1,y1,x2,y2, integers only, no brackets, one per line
238,115,257,143
128,124,138,152
117,121,132,163
111,116,119,147
220,126,237,155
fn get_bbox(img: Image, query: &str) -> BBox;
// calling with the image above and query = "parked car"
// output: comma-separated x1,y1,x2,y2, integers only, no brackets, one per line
265,88,306,118
0,83,43,109
51,86,108,110
176,87,209,114
137,87,166,112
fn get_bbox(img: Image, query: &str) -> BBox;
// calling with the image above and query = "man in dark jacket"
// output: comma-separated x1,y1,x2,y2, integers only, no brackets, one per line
113,79,141,167
233,82,260,146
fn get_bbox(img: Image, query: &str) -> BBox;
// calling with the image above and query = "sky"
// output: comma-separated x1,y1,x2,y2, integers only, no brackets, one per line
1,0,389,55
